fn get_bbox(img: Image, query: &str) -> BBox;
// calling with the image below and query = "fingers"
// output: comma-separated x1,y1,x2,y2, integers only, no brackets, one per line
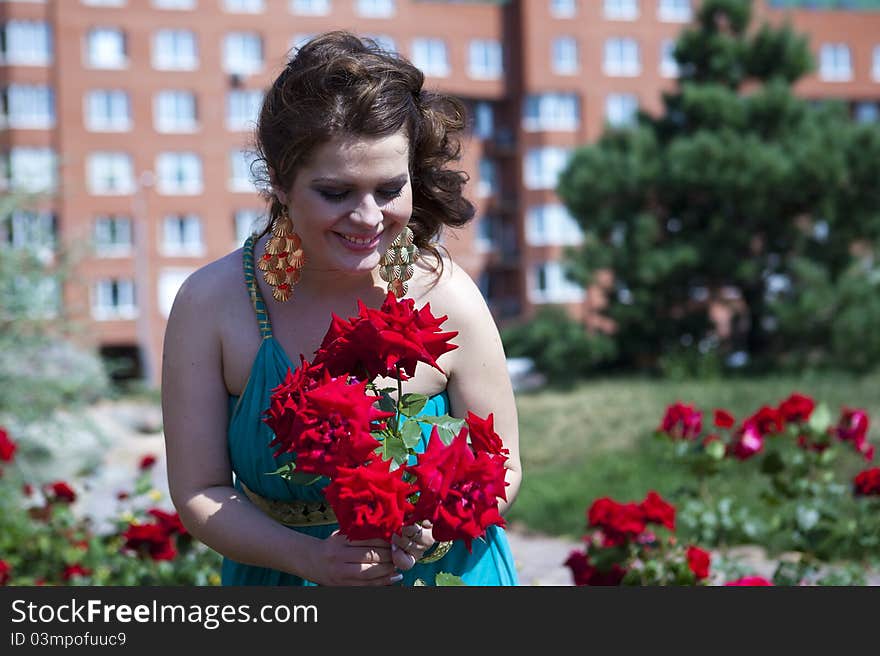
344,545,391,565
392,544,417,571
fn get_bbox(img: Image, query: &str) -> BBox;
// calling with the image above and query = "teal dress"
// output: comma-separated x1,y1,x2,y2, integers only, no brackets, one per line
220,236,519,586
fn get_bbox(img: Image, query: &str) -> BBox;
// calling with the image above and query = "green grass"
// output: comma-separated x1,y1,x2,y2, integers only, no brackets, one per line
506,369,880,540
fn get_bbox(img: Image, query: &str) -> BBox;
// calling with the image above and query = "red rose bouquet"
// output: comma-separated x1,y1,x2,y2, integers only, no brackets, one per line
262,292,509,553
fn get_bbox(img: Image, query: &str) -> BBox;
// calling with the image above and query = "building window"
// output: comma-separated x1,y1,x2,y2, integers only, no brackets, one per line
151,0,196,9
85,89,131,131
0,21,52,66
473,101,494,139
411,38,450,77
551,37,578,75
468,40,503,80
604,0,638,20
290,0,330,15
660,39,680,78
818,43,852,81
234,209,261,245
229,150,262,193
226,89,262,131
86,27,127,69
161,214,203,256
658,0,692,23
606,93,638,128
523,93,580,132
92,278,137,320
855,102,878,124
356,0,394,18
152,29,198,70
93,215,132,257
223,0,264,11
154,90,198,133
530,261,585,304
873,45,880,81
6,148,56,192
477,158,497,198
156,152,203,195
3,210,56,260
290,34,315,54
524,147,570,190
364,34,397,54
82,0,127,6
87,152,134,195
526,205,583,246
550,0,577,18
475,214,497,253
604,38,640,77
158,269,193,318
223,32,263,75
1,84,54,129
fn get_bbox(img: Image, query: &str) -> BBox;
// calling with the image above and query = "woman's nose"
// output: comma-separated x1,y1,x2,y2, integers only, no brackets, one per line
351,194,384,226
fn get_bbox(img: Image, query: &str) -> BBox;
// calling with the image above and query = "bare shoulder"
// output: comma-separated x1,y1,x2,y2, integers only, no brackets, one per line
166,249,246,331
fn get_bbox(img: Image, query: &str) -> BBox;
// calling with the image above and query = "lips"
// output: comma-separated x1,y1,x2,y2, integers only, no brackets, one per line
333,231,382,251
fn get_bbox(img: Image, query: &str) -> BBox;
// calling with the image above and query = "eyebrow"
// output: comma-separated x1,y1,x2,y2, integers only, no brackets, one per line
310,174,409,186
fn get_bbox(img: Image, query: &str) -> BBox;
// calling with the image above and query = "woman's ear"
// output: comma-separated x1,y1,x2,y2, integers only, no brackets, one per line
267,165,289,205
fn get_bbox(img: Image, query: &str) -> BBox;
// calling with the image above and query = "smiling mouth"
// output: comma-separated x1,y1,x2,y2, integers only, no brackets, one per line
334,232,382,246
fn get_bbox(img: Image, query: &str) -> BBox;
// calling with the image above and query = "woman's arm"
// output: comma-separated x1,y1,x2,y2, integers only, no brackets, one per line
161,261,398,586
439,262,523,516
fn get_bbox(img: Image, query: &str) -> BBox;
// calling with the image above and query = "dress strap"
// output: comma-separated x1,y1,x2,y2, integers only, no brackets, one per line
242,234,273,339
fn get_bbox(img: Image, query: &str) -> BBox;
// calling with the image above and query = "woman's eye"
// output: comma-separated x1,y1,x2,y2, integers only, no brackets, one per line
379,187,404,201
318,190,348,201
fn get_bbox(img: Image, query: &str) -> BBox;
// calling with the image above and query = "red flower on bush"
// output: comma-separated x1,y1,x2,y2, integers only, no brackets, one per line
686,546,711,580
61,564,92,581
147,508,187,536
0,560,10,585
640,490,676,532
658,402,702,440
407,428,508,551
728,422,764,460
323,458,415,542
746,406,785,437
777,393,815,423
725,575,773,586
139,455,157,471
45,481,77,504
564,550,626,586
835,408,874,461
313,292,458,381
122,523,177,561
588,497,647,546
853,467,880,496
265,375,393,475
713,409,736,429
0,428,16,462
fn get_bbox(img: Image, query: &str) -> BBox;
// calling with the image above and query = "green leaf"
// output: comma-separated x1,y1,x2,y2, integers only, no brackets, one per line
382,434,409,467
808,403,832,434
760,450,785,475
399,393,428,417
417,415,467,444
400,419,424,449
378,391,397,414
434,572,467,586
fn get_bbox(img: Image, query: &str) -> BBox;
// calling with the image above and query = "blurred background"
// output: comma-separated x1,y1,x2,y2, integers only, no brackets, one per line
2,0,880,585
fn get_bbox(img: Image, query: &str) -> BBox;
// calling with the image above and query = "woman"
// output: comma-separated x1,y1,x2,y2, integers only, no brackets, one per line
161,31,521,586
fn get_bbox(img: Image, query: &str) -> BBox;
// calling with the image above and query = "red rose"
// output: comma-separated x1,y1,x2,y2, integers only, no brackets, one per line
713,409,736,429
725,575,773,586
324,458,416,542
465,412,508,455
147,508,187,536
61,564,92,581
22,484,33,497
564,550,626,586
835,408,874,461
139,454,157,470
0,560,10,585
587,497,646,546
266,376,393,477
777,393,815,423
122,523,177,561
640,491,676,531
658,402,702,440
728,422,763,460
45,481,77,504
407,428,508,551
0,428,16,462
686,545,711,580
854,467,880,496
746,406,785,437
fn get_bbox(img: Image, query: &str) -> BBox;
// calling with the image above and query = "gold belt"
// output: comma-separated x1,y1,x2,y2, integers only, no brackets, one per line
240,481,338,527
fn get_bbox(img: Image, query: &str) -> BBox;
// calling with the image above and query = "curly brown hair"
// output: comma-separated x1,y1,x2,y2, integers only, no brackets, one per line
252,31,475,271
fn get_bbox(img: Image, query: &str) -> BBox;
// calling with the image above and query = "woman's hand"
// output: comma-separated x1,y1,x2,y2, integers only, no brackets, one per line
305,531,401,586
391,520,436,571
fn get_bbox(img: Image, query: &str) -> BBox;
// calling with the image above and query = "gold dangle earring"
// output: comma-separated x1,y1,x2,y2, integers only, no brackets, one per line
378,225,418,298
257,205,306,302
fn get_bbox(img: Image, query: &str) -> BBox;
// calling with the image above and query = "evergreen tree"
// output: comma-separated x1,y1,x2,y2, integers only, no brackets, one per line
557,0,880,374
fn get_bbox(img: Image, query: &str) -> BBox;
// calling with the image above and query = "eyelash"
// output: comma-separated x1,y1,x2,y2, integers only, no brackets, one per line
318,188,404,203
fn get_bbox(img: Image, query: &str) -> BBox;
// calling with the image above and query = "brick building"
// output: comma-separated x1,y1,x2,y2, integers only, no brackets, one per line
2,0,879,385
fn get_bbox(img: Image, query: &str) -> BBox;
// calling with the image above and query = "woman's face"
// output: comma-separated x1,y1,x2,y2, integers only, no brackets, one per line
280,130,413,278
